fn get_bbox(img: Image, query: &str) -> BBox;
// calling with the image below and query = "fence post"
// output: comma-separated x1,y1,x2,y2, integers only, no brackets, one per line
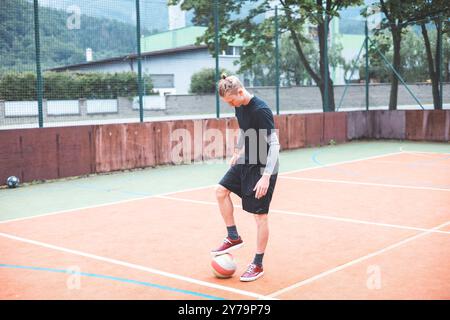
0,100,5,125
135,0,144,122
323,14,329,112
275,6,280,115
33,0,44,128
438,14,443,109
365,19,369,111
214,0,220,118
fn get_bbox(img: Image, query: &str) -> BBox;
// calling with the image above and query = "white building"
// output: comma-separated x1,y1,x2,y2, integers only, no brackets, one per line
50,26,243,95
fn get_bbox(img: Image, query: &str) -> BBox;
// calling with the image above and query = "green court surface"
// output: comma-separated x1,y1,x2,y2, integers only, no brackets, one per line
1,140,449,222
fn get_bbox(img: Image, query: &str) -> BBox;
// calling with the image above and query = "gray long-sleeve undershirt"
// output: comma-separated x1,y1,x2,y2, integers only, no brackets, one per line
263,131,280,175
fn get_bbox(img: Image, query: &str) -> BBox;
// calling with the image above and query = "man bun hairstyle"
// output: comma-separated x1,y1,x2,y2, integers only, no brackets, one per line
218,74,243,97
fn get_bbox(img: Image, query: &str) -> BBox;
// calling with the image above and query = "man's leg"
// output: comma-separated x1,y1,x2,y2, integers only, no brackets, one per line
254,213,269,257
240,168,276,281
215,185,235,227
240,214,268,282
211,185,243,256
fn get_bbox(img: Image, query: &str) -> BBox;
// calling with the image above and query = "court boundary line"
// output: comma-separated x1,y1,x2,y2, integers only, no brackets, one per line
266,220,450,298
156,195,450,235
278,151,404,176
0,232,273,300
0,151,404,225
364,159,450,166
0,184,215,225
278,176,450,192
0,263,225,300
399,147,450,155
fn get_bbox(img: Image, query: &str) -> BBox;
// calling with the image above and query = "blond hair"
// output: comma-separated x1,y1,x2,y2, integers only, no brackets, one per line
218,74,243,97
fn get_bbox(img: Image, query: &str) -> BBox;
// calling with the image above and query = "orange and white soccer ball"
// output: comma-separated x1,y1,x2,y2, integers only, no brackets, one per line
211,253,237,278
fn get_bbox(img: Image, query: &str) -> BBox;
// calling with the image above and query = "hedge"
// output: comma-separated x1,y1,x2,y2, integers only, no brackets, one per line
0,71,153,101
189,68,232,94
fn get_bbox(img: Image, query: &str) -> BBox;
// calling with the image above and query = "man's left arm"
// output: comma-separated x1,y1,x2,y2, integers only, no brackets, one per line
253,108,280,199
262,131,280,176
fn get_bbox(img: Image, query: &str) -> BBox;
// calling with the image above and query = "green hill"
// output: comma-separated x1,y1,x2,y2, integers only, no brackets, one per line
30,0,168,34
1,0,142,72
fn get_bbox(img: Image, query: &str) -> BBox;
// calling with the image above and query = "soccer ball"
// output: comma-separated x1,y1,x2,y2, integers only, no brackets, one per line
6,176,20,188
211,253,237,278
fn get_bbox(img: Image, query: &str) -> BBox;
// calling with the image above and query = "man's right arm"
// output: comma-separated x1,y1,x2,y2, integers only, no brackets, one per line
231,129,245,165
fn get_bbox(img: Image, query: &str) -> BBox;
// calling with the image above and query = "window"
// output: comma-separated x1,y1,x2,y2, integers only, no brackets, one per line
221,46,242,57
149,74,174,88
225,46,234,56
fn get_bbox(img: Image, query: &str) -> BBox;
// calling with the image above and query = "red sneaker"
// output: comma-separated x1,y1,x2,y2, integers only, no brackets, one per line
240,263,264,282
211,236,243,256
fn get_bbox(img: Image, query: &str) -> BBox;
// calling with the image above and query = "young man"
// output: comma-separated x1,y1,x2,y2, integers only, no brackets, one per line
211,74,280,282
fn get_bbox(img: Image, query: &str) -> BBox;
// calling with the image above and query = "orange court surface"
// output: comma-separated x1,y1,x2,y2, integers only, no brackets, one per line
1,143,449,300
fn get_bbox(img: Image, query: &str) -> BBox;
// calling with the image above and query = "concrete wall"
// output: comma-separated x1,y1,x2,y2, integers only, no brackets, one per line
1,110,449,186
2,83,448,129
166,83,450,114
347,110,406,140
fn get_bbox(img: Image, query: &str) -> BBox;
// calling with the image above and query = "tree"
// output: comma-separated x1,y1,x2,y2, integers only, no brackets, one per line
369,0,450,110
360,27,430,84
280,30,345,86
240,28,345,87
410,0,450,109
367,0,449,110
169,0,363,112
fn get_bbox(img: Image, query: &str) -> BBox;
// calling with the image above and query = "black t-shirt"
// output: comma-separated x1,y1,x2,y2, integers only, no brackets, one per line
235,96,275,166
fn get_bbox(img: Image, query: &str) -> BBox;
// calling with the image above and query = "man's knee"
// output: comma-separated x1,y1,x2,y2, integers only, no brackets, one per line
215,185,231,200
254,214,268,225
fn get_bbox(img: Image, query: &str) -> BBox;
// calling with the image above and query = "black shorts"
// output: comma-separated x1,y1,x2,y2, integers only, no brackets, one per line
218,164,278,214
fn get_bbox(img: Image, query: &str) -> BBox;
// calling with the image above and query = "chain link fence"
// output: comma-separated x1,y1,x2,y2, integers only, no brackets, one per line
1,1,448,129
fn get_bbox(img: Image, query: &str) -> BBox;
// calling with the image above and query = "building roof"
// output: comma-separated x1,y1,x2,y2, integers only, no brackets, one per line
141,26,243,52
48,44,207,71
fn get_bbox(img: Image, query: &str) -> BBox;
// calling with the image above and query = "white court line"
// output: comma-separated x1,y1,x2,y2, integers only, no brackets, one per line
0,232,273,300
278,151,404,176
278,176,450,192
155,195,450,235
0,151,403,225
399,147,450,156
365,160,450,166
266,220,450,298
0,184,215,225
